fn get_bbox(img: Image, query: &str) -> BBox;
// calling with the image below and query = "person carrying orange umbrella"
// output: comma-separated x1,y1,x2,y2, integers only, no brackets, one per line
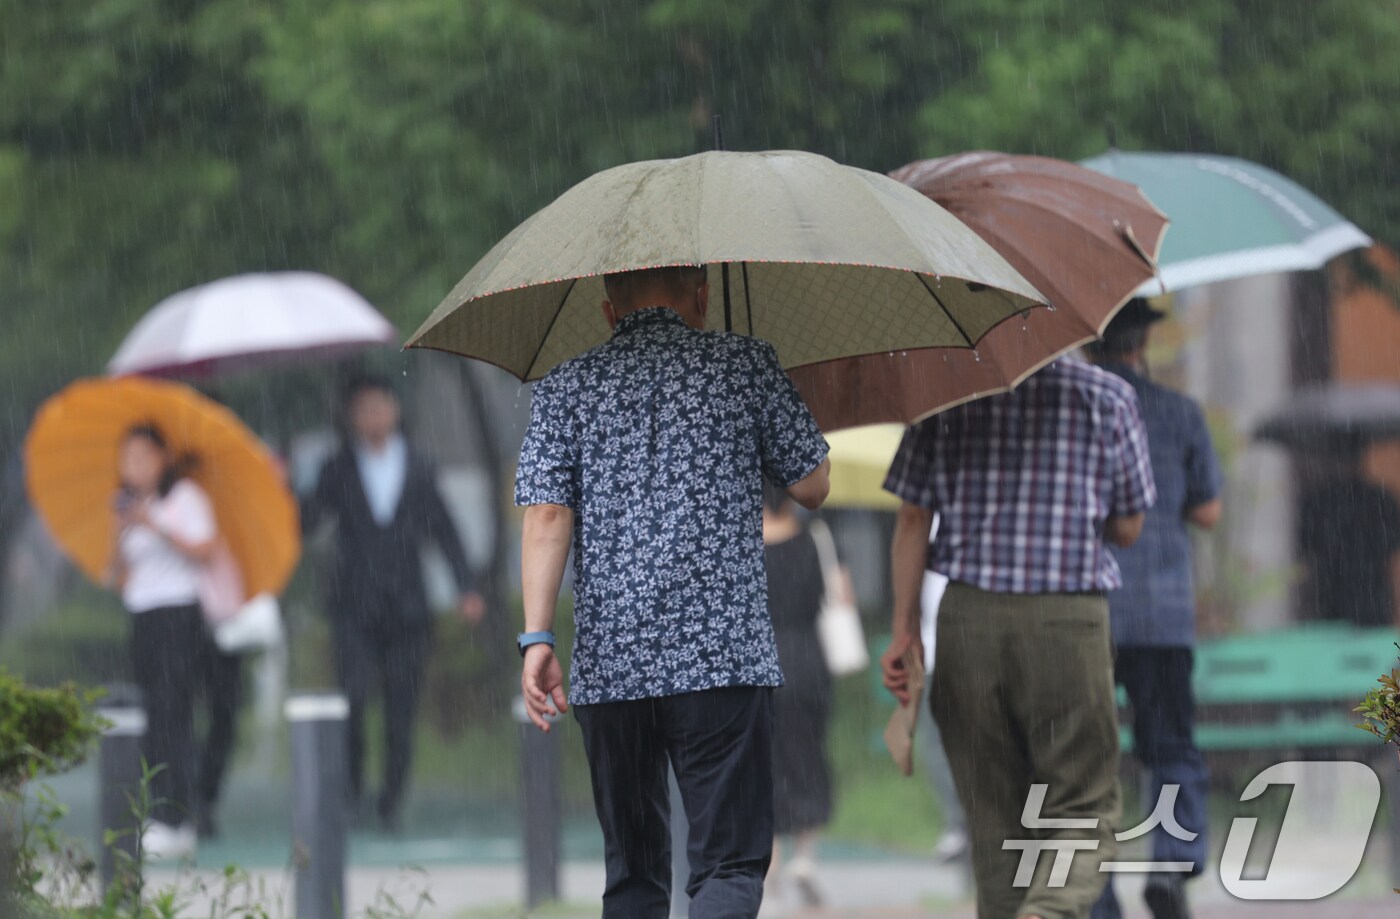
25,376,298,859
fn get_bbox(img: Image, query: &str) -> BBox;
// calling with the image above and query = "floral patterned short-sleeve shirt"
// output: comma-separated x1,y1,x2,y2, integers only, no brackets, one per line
516,306,829,704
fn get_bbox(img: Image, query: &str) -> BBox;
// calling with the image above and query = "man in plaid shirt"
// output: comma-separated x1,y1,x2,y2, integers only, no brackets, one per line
882,356,1156,919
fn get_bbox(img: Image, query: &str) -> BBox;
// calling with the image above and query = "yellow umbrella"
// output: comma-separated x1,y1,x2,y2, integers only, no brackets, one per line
24,377,299,598
825,424,907,510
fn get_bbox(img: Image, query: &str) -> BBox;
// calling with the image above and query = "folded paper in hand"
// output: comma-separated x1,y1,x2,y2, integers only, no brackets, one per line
883,645,926,776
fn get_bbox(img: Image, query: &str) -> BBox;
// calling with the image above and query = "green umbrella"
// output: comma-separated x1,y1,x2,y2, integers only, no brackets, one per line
407,150,1045,383
1082,150,1371,292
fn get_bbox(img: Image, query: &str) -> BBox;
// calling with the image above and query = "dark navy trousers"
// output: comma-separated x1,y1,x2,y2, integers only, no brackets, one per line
574,686,774,919
1095,647,1209,918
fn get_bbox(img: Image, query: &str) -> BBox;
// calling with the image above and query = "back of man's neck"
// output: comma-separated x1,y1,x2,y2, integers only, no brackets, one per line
1103,355,1144,372
617,304,677,318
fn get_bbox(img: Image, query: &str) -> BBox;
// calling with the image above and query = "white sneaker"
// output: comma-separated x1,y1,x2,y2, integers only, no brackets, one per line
142,820,197,861
933,827,968,863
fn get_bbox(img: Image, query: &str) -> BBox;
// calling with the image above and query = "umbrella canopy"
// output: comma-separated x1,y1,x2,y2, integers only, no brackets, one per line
24,377,300,597
826,424,906,510
1255,383,1400,450
791,151,1169,430
406,150,1045,388
109,272,397,378
1082,151,1372,292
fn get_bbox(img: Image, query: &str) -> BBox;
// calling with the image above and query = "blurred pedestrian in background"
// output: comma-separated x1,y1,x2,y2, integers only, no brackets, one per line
883,357,1156,919
108,423,226,859
762,484,843,909
193,607,244,844
301,374,484,832
1296,447,1400,628
515,267,830,919
1089,299,1223,919
916,515,968,866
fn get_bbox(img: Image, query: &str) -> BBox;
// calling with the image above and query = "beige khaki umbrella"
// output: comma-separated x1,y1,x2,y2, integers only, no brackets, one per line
407,150,1045,393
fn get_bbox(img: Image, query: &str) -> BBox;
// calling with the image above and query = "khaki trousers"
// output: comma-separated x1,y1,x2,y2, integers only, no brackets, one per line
930,582,1120,919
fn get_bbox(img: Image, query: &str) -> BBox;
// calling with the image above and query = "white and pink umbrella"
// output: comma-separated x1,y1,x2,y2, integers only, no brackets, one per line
109,272,397,378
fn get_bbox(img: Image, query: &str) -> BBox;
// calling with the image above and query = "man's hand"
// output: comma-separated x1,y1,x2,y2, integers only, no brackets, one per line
521,644,568,732
459,591,486,625
1186,497,1223,530
1105,511,1146,548
881,631,923,707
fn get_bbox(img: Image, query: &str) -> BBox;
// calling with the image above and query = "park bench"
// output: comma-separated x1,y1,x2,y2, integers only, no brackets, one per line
1121,623,1400,877
1123,623,1396,755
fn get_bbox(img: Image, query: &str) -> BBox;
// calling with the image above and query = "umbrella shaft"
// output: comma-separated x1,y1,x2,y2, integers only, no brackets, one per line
722,262,733,333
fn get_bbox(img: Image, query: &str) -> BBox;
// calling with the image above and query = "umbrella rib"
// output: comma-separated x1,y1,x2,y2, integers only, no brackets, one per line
915,274,974,348
525,277,580,379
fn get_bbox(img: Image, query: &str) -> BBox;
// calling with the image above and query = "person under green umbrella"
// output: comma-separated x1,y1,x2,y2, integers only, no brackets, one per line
1087,300,1224,919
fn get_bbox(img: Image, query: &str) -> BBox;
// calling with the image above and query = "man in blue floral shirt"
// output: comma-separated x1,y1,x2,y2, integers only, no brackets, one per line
515,264,830,918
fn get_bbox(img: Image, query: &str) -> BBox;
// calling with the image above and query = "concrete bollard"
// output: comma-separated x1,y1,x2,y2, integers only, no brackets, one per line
286,694,349,919
96,693,146,892
670,767,689,918
513,695,561,908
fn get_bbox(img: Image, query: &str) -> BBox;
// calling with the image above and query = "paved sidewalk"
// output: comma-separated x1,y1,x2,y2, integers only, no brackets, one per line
141,857,1396,918
140,859,969,916
130,778,1400,919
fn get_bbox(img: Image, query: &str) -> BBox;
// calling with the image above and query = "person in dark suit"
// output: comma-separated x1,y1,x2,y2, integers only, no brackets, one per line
303,374,484,830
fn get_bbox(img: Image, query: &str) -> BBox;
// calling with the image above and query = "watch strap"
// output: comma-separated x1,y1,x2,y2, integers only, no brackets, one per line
517,630,556,656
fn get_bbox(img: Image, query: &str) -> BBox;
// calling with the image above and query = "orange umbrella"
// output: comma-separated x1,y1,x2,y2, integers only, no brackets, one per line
24,377,299,598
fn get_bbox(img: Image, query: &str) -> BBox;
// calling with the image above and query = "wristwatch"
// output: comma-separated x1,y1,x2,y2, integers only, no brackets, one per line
517,630,556,657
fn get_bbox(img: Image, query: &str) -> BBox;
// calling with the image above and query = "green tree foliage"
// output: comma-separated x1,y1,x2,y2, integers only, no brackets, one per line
1,0,1398,463
915,1,1400,240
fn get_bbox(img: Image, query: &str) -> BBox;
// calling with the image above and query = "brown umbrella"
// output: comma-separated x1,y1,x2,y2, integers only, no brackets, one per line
791,151,1168,430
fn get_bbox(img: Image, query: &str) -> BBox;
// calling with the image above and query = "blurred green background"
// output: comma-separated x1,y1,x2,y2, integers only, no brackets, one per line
4,0,1400,863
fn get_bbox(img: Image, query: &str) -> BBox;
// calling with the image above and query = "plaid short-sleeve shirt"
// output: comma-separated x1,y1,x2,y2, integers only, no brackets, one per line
884,357,1156,594
516,307,829,704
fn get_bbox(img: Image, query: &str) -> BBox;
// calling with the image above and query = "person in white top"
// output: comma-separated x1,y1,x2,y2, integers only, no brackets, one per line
108,423,227,860
917,515,968,866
